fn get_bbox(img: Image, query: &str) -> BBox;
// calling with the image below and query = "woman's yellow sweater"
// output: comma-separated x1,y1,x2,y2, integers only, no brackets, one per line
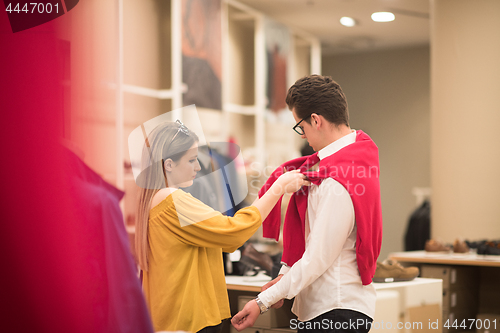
143,189,261,333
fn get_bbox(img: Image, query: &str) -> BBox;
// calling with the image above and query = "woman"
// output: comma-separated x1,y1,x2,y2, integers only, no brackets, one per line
135,121,309,333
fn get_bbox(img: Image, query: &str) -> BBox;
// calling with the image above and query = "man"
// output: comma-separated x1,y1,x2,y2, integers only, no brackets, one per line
232,75,383,333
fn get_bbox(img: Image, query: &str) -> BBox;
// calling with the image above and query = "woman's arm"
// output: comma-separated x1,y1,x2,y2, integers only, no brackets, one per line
151,170,310,250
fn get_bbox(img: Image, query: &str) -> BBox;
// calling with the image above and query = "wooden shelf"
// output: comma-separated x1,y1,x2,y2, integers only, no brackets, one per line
112,0,322,230
224,103,258,115
389,251,500,267
226,275,271,292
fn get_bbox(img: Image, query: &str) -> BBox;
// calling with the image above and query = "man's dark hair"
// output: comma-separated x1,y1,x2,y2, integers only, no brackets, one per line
286,75,349,127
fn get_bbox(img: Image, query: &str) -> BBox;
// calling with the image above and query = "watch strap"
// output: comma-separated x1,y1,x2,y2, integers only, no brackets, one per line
255,297,269,314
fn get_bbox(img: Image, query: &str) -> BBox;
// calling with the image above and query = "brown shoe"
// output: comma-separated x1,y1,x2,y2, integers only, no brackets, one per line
373,259,420,283
453,239,469,253
240,244,274,275
425,239,451,252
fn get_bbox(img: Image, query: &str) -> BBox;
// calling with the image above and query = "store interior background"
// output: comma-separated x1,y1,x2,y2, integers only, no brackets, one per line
59,0,499,262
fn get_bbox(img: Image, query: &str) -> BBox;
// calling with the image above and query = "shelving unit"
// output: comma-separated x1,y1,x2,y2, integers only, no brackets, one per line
222,0,322,199
110,0,322,242
119,0,177,234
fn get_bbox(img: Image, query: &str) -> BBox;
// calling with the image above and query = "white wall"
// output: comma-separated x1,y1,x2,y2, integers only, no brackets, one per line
431,0,500,242
323,46,431,260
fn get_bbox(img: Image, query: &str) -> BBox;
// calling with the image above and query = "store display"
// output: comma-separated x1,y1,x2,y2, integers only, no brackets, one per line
425,239,451,252
452,239,469,253
373,259,419,282
477,241,500,255
239,243,274,276
423,238,500,255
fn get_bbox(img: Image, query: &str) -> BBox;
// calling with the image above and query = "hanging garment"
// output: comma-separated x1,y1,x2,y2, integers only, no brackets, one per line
404,200,431,251
65,149,153,333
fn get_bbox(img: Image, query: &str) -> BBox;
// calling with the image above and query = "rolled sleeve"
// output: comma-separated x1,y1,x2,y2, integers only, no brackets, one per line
278,264,290,276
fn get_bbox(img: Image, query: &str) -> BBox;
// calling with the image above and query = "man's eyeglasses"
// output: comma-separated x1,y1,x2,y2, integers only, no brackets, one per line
293,115,312,135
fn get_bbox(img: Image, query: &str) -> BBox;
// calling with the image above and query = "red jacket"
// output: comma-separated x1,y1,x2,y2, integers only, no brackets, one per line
258,130,383,285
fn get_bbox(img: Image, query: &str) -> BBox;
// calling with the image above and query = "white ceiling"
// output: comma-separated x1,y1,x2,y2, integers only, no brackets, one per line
236,0,430,55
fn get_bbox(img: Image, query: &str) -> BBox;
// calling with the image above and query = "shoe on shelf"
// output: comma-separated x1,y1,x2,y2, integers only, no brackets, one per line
465,239,487,249
425,239,451,252
453,239,469,253
373,259,420,283
478,241,500,255
239,243,274,275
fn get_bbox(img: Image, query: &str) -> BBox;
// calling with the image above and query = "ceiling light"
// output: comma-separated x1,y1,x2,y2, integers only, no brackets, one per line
340,17,356,27
371,12,395,22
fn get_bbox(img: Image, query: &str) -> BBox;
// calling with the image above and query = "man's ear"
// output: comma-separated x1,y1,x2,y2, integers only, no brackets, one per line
311,113,322,129
163,158,174,172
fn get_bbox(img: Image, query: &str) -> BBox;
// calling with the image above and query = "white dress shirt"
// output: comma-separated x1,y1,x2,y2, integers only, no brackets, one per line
258,130,376,321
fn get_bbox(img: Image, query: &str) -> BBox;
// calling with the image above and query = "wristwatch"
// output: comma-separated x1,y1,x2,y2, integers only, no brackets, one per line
254,297,269,314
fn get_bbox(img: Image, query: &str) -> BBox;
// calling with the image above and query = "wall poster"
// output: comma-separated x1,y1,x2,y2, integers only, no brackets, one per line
264,18,291,122
182,0,222,110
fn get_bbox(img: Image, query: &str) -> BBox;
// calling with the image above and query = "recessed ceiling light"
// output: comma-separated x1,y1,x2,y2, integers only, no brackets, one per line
340,17,356,27
371,12,395,22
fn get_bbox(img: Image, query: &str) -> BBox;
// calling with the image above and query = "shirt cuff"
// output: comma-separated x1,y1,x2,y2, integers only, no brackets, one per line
257,275,288,309
278,264,290,276
257,289,274,309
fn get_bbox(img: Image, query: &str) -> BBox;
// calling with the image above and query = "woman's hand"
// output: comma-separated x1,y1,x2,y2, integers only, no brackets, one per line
273,169,311,195
252,170,310,221
261,274,284,309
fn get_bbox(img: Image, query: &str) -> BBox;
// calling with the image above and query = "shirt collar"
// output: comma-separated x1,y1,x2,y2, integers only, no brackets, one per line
317,130,357,160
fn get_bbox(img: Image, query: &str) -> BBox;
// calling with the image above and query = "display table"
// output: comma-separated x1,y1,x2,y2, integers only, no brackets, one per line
389,251,500,267
226,274,271,292
389,250,500,329
226,275,443,333
226,274,444,293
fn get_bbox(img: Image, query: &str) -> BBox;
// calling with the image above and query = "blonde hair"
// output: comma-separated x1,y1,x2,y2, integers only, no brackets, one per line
135,121,198,271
